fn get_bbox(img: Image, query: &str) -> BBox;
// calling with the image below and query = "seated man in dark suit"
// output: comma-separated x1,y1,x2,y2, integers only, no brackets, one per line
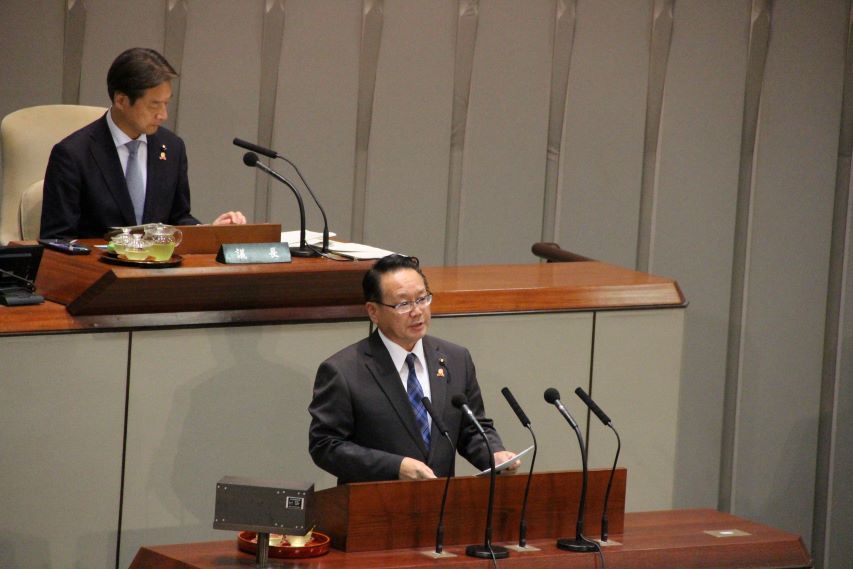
40,47,245,239
309,254,519,483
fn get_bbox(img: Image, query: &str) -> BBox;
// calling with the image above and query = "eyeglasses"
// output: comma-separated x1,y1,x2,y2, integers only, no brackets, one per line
375,293,433,314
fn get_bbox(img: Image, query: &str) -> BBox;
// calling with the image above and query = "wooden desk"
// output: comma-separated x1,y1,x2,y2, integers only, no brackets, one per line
1,254,683,335
128,509,811,569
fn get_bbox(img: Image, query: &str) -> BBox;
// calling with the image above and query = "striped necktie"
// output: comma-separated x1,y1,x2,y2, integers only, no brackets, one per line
405,353,431,450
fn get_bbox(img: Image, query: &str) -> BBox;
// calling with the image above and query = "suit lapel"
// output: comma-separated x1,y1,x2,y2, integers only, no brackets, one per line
424,337,450,461
144,131,165,223
89,116,137,226
363,332,428,457
424,337,449,420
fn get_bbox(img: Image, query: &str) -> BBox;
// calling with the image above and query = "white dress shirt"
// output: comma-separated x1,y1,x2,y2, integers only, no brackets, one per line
106,108,148,193
377,329,432,428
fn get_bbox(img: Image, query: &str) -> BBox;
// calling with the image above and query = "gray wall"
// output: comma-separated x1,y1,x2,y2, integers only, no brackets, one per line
1,1,850,568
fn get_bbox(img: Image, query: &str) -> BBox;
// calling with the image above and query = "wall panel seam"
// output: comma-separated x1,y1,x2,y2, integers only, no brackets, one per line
444,0,479,265
62,0,87,105
636,0,674,273
718,0,771,514
812,2,853,564
541,0,577,243
351,0,384,242
254,0,287,223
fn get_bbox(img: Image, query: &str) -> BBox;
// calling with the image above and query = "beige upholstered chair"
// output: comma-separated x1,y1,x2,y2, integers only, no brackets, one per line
0,104,107,243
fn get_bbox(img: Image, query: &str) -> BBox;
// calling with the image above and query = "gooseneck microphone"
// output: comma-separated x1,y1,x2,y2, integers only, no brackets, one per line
233,138,278,159
543,388,596,552
451,394,509,561
421,396,455,556
233,138,329,253
501,387,538,550
576,387,621,542
241,152,315,257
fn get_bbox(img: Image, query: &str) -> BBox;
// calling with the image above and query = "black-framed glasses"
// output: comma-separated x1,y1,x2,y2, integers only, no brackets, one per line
375,293,433,314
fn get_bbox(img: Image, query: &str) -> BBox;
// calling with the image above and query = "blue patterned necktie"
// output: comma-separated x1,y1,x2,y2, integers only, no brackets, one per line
405,353,431,450
125,140,145,225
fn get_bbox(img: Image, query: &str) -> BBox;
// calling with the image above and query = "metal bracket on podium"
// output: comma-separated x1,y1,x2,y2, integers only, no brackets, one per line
213,476,313,567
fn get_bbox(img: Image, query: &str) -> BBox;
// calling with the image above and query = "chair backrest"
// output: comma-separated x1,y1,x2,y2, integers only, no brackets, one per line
0,104,107,243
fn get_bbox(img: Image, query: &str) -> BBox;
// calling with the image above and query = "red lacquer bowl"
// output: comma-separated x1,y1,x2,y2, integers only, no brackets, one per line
237,531,331,559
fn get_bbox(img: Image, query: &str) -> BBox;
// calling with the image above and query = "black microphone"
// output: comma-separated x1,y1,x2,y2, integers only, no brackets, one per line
241,152,315,257
233,137,278,159
575,387,621,542
502,386,531,427
501,387,537,549
575,387,611,426
543,388,596,553
451,394,509,561
234,138,330,253
421,397,455,556
544,387,579,430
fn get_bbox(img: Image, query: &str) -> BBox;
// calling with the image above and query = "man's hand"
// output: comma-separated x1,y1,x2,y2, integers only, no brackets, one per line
212,211,247,225
494,450,521,473
399,457,437,480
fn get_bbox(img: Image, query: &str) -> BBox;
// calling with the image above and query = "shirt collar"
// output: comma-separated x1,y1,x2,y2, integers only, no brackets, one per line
106,107,147,149
377,329,426,373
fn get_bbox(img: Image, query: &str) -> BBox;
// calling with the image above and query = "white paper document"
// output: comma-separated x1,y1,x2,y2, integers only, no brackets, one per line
324,240,397,260
477,444,535,476
280,230,335,247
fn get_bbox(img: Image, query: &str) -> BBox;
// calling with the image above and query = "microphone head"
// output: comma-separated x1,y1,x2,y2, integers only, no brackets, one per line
242,152,259,167
544,387,561,404
501,386,531,427
574,387,591,401
451,394,468,409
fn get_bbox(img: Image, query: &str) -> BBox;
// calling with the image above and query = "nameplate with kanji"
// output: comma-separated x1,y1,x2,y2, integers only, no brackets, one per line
216,243,292,264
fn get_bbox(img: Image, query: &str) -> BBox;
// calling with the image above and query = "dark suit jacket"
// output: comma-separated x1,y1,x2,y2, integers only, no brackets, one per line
40,114,199,239
308,332,505,484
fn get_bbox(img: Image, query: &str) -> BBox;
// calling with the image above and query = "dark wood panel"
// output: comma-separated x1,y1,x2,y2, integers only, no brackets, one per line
127,509,812,569
313,469,626,552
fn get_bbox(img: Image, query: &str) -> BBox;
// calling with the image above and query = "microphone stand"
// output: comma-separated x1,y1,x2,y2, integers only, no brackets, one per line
274,155,329,254
600,425,621,541
575,387,621,542
242,152,316,257
233,138,330,253
515,426,537,549
469,436,506,560
558,417,596,552
452,396,509,560
420,397,457,559
500,387,539,552
544,389,596,553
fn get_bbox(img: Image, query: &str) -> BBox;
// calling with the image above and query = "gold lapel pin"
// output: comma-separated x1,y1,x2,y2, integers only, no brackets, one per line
159,144,167,160
437,368,445,378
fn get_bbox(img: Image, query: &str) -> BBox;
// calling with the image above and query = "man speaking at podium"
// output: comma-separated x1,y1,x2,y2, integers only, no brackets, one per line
40,47,245,239
309,254,518,483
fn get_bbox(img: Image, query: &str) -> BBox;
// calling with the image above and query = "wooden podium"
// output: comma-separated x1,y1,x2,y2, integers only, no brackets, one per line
312,469,626,552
